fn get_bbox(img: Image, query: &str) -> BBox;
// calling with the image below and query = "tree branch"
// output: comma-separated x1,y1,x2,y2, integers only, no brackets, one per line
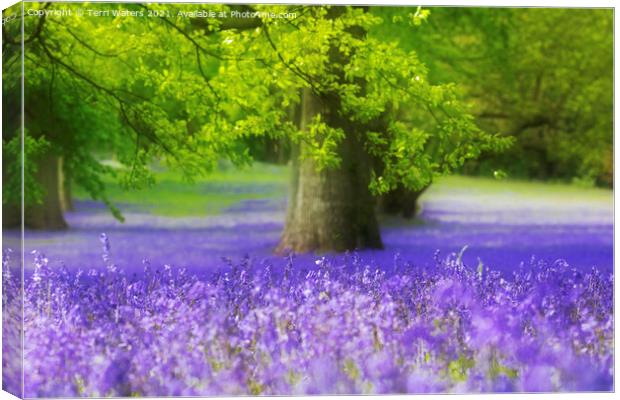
261,23,323,95
139,4,228,61
3,2,50,46
37,36,176,156
52,21,129,58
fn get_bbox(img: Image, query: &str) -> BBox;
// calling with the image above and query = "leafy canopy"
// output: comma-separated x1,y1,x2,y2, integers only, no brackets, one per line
4,3,512,217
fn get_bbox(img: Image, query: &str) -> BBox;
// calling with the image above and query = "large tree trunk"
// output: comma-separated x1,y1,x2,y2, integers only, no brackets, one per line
276,89,382,253
378,184,429,219
25,153,68,230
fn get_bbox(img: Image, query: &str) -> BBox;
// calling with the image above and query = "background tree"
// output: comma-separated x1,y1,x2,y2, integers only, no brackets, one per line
368,7,613,220
166,4,511,252
3,2,237,228
383,7,613,186
4,3,136,228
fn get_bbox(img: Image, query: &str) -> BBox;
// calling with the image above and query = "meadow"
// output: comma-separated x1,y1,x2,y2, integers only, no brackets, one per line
9,164,613,277
2,165,614,395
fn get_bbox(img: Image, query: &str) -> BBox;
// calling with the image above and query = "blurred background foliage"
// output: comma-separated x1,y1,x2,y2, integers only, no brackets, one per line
373,7,613,187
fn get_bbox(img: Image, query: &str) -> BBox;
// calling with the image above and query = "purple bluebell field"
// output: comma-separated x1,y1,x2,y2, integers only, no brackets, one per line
2,175,614,396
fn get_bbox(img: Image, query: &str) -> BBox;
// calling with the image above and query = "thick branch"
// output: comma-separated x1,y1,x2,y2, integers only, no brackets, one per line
509,115,552,136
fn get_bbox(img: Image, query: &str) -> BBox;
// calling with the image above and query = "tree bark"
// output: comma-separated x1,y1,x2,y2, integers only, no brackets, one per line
378,184,429,219
25,153,68,230
2,201,21,229
276,88,383,253
58,157,74,212
2,153,21,229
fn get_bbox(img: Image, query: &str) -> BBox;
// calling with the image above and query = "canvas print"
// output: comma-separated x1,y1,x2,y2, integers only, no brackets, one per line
1,1,614,397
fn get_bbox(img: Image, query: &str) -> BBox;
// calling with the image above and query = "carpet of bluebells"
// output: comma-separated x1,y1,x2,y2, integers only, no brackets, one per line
2,177,614,396
3,232,613,396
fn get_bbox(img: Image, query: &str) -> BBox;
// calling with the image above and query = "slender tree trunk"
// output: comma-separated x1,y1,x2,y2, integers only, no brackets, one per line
25,153,68,230
378,184,429,219
276,88,382,253
2,202,21,229
2,158,21,229
58,157,74,212
62,177,74,212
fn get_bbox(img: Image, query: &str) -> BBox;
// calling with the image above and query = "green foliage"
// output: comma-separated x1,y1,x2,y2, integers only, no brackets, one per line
5,3,520,220
208,5,510,194
382,7,613,186
67,152,125,222
410,6,431,26
339,26,512,193
296,115,345,171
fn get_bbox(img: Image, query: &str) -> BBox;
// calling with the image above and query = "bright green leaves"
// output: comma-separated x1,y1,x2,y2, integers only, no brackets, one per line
11,2,519,222
342,39,429,122
367,123,434,194
119,149,157,191
447,354,475,382
336,20,511,194
410,6,431,26
295,115,346,171
339,6,383,31
219,5,510,191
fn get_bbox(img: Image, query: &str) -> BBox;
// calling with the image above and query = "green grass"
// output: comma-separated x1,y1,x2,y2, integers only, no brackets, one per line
74,162,290,217
428,175,612,204
74,163,611,218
